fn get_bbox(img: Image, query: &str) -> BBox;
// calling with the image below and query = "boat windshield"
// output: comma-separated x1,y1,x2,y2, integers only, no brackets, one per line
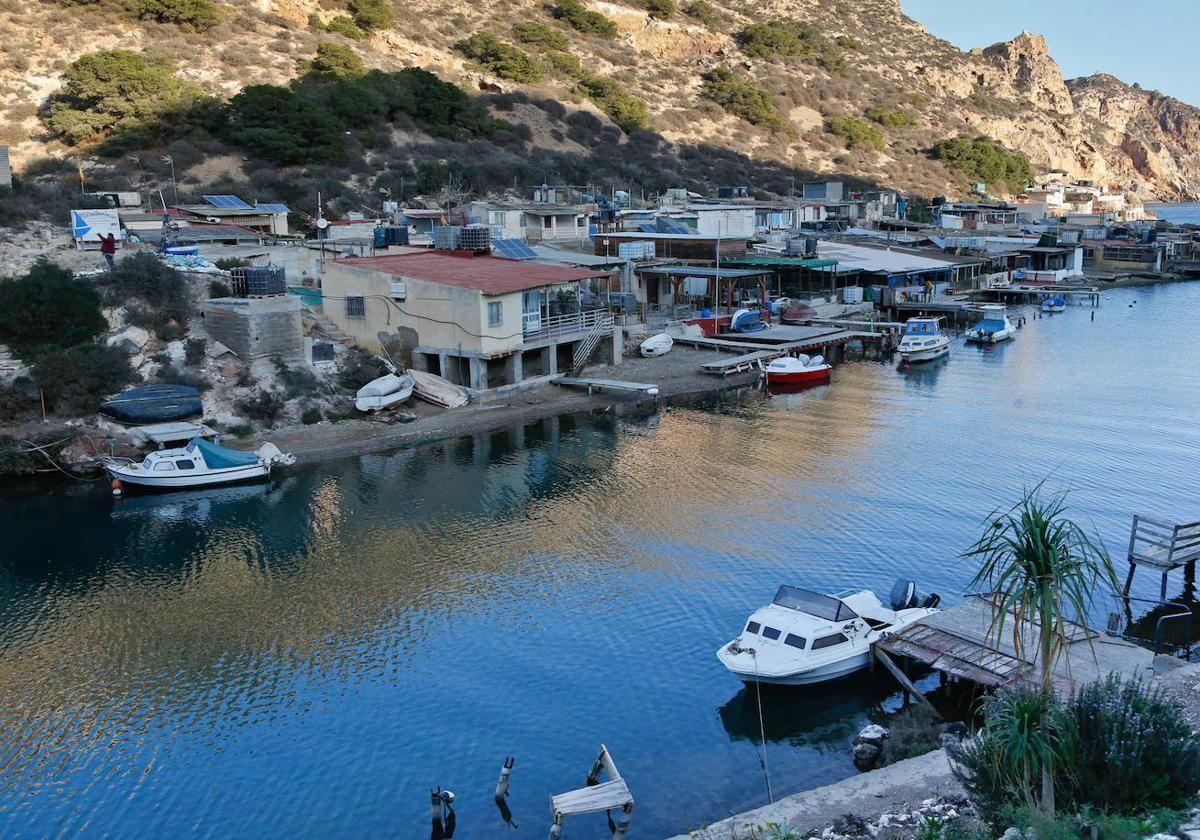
772,585,858,621
904,320,937,336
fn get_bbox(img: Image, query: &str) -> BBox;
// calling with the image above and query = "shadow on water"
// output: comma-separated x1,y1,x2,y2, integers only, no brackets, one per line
897,354,949,389
1125,580,1200,655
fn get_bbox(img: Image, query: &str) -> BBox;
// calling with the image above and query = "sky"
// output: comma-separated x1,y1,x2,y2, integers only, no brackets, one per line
900,1,1200,106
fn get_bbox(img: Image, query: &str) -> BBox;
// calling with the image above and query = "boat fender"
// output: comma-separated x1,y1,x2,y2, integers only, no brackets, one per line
111,478,123,498
889,578,917,611
921,593,941,609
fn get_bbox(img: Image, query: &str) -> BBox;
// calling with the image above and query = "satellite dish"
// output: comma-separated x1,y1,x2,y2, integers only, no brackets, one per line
316,218,330,229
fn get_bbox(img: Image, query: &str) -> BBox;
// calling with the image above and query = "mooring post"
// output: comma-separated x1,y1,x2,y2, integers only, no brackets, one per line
611,802,633,839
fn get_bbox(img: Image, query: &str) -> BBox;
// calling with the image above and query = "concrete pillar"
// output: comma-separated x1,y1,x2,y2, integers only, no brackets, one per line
546,344,558,375
472,433,490,463
507,351,523,384
469,356,487,390
438,352,452,381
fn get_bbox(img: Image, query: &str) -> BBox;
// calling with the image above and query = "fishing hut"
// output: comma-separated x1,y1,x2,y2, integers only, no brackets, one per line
871,594,1155,703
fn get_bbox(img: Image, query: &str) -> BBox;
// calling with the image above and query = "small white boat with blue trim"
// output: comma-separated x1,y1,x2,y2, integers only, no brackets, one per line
717,580,940,685
103,437,295,491
897,316,950,363
965,304,1015,344
1041,296,1066,313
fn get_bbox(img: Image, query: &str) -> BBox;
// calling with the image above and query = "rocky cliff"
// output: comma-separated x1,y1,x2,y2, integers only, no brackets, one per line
1,0,1198,200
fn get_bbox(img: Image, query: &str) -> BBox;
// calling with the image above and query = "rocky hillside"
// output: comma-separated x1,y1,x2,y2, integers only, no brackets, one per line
2,0,1198,206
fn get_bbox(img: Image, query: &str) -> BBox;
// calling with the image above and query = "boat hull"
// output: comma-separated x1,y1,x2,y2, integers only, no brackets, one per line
726,652,872,686
1041,304,1065,313
965,328,1013,344
104,463,270,490
355,382,413,412
765,365,831,385
898,341,950,363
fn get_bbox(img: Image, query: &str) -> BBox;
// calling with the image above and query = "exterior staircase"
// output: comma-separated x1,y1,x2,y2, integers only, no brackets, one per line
570,312,614,376
306,305,355,345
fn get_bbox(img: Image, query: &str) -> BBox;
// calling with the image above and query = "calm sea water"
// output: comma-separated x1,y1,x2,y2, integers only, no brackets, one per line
3,283,1200,838
1150,202,1200,225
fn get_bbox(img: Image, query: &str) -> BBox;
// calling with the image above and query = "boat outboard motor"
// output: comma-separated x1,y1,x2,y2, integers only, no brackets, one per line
889,579,918,611
921,593,941,609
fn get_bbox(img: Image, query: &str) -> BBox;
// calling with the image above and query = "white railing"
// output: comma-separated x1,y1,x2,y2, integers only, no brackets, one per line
571,312,615,374
524,309,613,342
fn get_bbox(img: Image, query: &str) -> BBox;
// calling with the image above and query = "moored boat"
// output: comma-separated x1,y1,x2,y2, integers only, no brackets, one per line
764,354,830,386
355,373,414,412
781,304,818,325
99,384,203,425
408,369,469,408
716,581,941,686
639,333,674,358
1041,296,1066,313
964,304,1015,344
897,316,950,363
103,437,295,491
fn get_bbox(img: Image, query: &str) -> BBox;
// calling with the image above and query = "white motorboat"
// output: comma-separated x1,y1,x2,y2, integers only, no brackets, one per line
897,317,950,363
964,304,1015,344
104,437,295,491
639,333,673,358
355,373,414,412
763,354,830,386
716,580,940,686
408,369,469,408
1041,296,1066,313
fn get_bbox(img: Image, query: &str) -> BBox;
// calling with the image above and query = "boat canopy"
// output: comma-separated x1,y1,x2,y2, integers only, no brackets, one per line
972,319,1006,333
772,585,859,621
903,319,940,336
187,437,260,469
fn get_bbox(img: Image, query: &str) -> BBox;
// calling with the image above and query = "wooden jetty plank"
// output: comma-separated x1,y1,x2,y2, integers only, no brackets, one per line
701,350,781,375
552,377,660,396
551,779,632,816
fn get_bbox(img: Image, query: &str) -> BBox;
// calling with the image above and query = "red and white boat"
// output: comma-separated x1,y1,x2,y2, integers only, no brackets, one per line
764,354,831,385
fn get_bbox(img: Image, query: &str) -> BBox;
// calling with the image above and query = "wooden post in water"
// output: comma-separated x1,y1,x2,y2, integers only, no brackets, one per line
872,645,937,714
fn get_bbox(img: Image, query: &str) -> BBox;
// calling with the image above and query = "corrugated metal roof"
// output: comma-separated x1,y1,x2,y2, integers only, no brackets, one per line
336,252,611,295
725,257,838,269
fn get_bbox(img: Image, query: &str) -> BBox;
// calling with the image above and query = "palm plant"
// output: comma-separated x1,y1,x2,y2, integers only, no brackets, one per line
963,483,1118,814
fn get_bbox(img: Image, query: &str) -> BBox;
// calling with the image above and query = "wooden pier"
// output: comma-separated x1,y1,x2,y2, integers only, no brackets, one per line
671,324,889,375
873,595,1154,700
982,285,1102,307
553,376,660,397
1123,514,1200,600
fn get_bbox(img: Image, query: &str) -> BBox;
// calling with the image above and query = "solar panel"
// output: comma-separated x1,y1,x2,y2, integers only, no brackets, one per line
636,222,657,232
656,217,692,234
491,238,537,260
203,194,251,209
255,203,290,213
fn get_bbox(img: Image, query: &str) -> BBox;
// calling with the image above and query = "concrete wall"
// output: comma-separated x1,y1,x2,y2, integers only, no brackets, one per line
694,208,756,238
320,261,522,356
204,295,303,360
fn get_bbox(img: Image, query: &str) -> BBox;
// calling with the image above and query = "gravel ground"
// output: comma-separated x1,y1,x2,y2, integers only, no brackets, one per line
1154,660,1200,731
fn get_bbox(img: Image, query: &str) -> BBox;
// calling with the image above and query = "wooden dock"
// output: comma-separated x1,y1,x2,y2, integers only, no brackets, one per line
701,350,782,375
873,595,1154,699
1123,514,1200,600
672,325,888,375
552,376,660,396
983,285,1102,306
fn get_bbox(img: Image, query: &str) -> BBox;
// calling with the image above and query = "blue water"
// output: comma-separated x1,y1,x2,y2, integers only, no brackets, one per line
2,283,1200,837
1149,202,1200,225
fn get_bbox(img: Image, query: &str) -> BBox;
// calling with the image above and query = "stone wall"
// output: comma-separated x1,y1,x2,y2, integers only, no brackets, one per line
203,296,303,361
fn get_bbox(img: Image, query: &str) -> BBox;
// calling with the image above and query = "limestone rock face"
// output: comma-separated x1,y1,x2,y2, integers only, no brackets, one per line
982,31,1075,114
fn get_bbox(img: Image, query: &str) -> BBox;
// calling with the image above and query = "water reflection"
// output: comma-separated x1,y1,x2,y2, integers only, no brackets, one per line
718,673,896,745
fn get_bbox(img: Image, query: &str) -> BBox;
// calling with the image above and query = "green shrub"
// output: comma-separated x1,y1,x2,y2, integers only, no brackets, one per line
865,105,917,128
209,279,232,298
0,433,69,476
455,33,544,83
0,259,106,358
513,21,570,51
932,134,1032,193
737,19,847,74
346,0,392,31
321,15,365,39
956,677,1200,827
236,389,286,424
701,67,787,131
576,74,648,133
645,0,675,20
133,0,219,30
878,703,944,765
33,343,137,415
0,378,39,424
337,345,387,390
312,42,364,76
834,34,860,49
546,51,583,77
273,356,321,399
829,115,883,150
683,0,719,26
43,50,202,145
99,251,191,328
226,422,253,439
184,338,206,366
301,405,324,425
552,0,617,37
154,358,210,390
226,85,347,165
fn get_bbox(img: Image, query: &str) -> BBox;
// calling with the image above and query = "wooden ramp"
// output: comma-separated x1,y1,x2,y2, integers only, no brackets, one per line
701,350,782,375
549,744,633,839
552,377,659,396
1123,514,1200,600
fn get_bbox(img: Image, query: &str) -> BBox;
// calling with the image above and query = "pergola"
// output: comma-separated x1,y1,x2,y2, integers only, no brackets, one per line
721,256,845,298
634,265,772,312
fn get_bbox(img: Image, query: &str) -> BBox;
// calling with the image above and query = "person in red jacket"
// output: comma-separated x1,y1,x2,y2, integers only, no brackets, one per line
99,232,117,271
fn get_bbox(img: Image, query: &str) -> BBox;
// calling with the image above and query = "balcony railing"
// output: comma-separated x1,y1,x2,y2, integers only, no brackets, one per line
523,309,613,342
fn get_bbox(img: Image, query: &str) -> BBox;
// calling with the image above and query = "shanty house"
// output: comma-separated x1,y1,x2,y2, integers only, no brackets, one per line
173,195,290,235
321,252,617,389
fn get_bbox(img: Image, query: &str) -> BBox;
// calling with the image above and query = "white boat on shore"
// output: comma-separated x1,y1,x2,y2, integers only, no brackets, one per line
897,317,950,363
408,369,469,408
639,333,674,358
104,437,295,491
716,581,940,686
355,373,414,412
965,304,1015,344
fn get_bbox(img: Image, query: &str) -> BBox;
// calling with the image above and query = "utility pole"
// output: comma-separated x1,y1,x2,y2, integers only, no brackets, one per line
160,155,177,205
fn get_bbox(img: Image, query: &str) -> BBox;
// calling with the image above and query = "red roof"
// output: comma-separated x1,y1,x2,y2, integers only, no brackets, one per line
336,252,610,295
